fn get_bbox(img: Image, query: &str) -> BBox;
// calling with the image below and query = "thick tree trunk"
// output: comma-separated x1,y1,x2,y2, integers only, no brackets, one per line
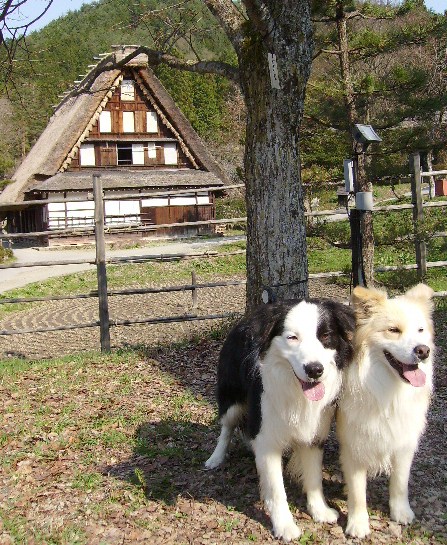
237,2,314,310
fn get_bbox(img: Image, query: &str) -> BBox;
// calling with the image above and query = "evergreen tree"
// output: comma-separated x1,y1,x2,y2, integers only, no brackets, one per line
305,0,447,179
302,0,447,284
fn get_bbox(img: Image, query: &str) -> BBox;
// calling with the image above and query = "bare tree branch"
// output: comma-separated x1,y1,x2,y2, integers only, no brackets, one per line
201,0,245,51
345,10,393,21
0,0,55,95
69,45,239,103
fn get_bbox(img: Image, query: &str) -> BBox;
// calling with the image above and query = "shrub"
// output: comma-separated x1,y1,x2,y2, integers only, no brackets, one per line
0,246,13,263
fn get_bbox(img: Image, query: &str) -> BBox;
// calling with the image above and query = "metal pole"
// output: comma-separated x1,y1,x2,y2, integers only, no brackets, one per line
410,153,427,280
93,174,111,352
350,147,366,287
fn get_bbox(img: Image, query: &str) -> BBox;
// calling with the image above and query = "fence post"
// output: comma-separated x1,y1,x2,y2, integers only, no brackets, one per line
191,270,198,309
410,152,427,280
93,174,111,352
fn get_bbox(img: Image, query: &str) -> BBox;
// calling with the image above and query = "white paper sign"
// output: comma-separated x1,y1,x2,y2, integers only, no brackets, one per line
268,53,280,89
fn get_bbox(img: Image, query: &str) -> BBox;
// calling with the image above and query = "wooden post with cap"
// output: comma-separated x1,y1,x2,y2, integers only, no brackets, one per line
93,174,111,352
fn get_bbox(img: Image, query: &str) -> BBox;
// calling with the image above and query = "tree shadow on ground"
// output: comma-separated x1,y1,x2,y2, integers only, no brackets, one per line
101,418,351,532
102,418,268,527
112,334,445,540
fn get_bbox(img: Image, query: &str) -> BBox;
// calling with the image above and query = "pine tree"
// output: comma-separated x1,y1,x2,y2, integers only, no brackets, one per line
303,0,447,284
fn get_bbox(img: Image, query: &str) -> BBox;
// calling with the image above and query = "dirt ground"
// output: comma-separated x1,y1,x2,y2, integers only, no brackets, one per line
0,278,350,361
0,279,446,544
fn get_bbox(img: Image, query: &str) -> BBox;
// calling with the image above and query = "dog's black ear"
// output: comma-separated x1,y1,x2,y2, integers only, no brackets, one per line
254,303,289,357
326,301,356,367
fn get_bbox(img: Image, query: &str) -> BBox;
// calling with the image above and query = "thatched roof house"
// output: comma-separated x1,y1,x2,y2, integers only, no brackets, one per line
1,45,228,241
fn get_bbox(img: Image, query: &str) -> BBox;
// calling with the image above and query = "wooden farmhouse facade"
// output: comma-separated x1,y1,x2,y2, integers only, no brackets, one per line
0,46,228,244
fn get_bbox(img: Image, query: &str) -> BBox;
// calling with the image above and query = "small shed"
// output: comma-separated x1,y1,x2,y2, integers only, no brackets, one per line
0,45,228,244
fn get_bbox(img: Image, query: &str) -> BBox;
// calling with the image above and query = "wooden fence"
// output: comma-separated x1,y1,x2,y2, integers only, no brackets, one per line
0,162,446,351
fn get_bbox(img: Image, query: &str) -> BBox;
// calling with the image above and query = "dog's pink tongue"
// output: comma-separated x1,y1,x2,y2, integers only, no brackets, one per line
402,364,426,387
300,381,325,401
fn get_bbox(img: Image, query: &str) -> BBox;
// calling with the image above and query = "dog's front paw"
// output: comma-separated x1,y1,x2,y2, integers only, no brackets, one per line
204,452,224,469
308,503,339,524
345,512,370,538
272,519,301,542
390,501,415,525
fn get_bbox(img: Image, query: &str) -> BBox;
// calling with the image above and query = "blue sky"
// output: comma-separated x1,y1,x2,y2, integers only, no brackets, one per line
6,0,94,32
6,0,446,33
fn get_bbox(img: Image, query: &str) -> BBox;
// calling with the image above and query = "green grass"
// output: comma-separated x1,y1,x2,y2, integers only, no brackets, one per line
71,471,103,491
0,198,446,320
0,234,446,322
308,245,351,273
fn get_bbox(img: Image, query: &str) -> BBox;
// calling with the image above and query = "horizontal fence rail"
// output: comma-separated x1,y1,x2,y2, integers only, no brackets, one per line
0,217,249,240
0,312,240,336
421,170,447,176
0,250,247,269
0,279,248,305
374,201,447,212
0,165,446,349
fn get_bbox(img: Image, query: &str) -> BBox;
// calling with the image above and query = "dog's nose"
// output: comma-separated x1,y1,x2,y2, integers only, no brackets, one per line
304,362,324,380
414,344,430,360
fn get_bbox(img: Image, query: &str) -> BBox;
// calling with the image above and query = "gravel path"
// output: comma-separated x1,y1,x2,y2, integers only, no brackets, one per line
0,277,350,360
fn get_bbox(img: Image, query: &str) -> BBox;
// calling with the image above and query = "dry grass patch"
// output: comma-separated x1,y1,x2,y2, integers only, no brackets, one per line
0,327,446,545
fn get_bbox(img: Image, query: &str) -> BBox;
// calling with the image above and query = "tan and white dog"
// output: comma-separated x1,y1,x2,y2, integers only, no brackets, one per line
337,284,435,538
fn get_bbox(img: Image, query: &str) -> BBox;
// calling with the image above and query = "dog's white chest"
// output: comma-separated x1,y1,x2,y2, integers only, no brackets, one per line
339,381,430,473
262,392,334,447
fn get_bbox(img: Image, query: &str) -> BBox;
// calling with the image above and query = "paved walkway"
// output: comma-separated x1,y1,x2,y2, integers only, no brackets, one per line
0,236,244,294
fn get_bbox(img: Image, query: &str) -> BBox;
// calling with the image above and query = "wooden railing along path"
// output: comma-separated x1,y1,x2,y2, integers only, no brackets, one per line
1,160,446,349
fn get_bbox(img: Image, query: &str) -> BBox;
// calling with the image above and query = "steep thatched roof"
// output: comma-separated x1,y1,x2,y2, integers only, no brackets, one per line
32,169,223,193
1,46,228,205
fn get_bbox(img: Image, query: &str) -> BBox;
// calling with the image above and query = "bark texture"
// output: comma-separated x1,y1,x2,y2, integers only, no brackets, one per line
237,1,314,309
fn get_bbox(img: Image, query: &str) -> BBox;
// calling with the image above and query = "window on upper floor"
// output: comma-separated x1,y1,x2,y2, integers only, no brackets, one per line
117,144,133,165
121,79,135,101
147,142,156,159
99,110,112,133
132,143,145,165
146,111,158,133
164,142,178,165
122,111,135,133
79,143,96,166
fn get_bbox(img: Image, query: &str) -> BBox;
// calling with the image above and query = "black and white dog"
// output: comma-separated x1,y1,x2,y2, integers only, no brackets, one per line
206,299,355,541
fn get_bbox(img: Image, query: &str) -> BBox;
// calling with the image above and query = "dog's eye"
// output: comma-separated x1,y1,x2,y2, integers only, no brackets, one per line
418,328,424,333
287,334,298,341
319,333,331,344
388,327,401,334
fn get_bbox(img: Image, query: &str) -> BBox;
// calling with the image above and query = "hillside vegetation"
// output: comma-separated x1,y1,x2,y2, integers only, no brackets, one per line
0,0,446,184
0,0,237,176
